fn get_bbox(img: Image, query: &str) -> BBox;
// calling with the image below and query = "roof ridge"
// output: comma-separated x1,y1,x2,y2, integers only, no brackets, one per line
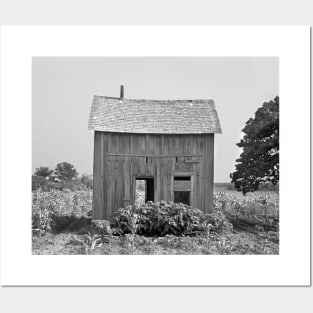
93,95,215,104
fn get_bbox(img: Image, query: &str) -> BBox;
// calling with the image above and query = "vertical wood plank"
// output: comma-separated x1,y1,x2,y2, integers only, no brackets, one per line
207,134,214,213
163,135,169,155
160,135,165,201
140,134,146,176
151,135,157,178
174,136,180,171
99,133,104,220
185,135,192,171
199,135,205,211
194,135,200,209
190,174,195,208
167,136,174,202
130,134,134,205
116,133,125,210
92,131,102,219
113,135,118,214
178,135,184,171
204,135,208,213
123,133,132,207
154,136,162,202
191,135,196,206
162,135,169,202
102,133,108,219
107,133,116,218
203,134,214,213
160,158,166,202
130,134,137,204
110,158,115,218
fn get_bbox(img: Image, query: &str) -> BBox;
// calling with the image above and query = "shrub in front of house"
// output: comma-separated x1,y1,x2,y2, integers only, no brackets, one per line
112,201,232,237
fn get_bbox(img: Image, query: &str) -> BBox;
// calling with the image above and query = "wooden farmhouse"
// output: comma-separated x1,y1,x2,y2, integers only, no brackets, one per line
88,86,222,220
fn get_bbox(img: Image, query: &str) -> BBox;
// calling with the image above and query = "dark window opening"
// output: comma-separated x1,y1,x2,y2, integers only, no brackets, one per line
146,157,148,163
174,176,191,181
174,191,190,205
136,177,154,204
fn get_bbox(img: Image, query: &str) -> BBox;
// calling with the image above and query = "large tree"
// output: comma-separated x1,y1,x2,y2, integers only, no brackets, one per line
55,162,78,182
230,96,279,194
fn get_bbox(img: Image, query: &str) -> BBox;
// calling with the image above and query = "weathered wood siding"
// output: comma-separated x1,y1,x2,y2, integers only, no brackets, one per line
92,131,214,220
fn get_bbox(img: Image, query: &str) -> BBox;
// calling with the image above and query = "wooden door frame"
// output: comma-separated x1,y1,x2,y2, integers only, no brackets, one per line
132,175,155,205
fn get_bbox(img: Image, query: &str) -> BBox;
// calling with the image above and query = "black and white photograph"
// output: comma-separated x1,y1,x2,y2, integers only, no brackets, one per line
0,5,312,312
1,24,310,289
31,57,279,255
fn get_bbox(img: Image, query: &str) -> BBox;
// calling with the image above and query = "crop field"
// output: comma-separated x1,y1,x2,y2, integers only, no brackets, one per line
32,188,279,255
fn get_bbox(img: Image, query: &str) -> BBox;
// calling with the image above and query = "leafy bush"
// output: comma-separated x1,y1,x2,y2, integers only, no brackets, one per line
112,201,232,237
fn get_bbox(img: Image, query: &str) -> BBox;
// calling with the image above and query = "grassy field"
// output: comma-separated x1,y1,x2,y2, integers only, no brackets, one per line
32,188,279,255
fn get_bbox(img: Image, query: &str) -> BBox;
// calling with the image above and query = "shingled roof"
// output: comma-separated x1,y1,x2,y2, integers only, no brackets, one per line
88,95,222,134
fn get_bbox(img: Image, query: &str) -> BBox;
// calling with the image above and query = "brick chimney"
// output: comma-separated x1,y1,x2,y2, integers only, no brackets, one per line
120,85,124,99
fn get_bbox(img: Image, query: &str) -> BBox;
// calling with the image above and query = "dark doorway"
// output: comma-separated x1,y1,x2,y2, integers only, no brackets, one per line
136,177,154,204
174,176,191,181
174,191,190,205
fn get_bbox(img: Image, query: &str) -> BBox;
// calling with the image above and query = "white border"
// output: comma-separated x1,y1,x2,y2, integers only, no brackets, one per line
0,26,310,286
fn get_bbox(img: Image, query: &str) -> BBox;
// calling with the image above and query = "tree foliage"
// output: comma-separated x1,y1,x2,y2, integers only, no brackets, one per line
55,162,78,182
230,96,279,194
79,174,93,190
32,175,47,191
34,166,53,178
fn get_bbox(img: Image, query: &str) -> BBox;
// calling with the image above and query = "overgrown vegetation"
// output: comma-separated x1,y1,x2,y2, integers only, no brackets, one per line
32,189,279,255
214,192,279,232
32,189,92,236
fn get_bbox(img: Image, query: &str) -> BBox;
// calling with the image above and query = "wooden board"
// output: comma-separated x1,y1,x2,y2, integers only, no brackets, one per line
204,134,214,213
92,131,102,219
173,180,191,191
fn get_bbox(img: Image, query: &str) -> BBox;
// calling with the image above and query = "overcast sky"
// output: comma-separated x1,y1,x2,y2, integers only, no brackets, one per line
32,57,278,182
